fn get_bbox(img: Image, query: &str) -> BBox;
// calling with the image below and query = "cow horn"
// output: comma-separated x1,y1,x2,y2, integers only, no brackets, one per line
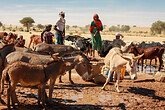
121,55,132,61
51,53,60,60
134,53,144,60
53,53,59,56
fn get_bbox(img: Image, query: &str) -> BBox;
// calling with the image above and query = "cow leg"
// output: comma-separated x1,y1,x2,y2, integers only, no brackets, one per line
102,69,113,90
143,59,147,73
137,59,140,71
69,70,74,84
93,50,95,57
155,58,157,66
59,76,63,83
90,49,93,56
150,59,152,72
32,41,35,49
141,59,144,72
144,59,147,69
158,57,163,71
115,70,121,93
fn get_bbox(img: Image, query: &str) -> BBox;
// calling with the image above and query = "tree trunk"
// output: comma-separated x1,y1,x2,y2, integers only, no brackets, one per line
27,23,29,32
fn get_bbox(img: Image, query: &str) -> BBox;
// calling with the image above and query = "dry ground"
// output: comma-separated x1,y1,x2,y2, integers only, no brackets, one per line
0,30,165,110
0,70,165,110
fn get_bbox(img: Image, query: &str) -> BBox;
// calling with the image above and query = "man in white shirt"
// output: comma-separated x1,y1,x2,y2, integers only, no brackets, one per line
54,11,66,45
113,33,126,48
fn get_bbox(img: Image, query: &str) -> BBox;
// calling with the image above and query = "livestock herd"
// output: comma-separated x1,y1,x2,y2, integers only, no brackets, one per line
0,32,164,109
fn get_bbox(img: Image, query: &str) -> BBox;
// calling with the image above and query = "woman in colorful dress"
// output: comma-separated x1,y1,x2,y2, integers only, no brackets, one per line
89,14,103,57
42,25,54,44
41,24,52,42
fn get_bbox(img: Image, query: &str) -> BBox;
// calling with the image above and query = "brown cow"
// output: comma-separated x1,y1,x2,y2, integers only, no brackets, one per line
129,46,164,71
28,35,42,49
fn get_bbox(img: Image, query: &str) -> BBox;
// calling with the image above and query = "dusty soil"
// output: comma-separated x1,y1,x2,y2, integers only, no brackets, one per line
0,31,164,110
0,70,165,110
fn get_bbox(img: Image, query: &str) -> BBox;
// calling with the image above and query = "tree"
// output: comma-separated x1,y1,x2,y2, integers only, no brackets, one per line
151,20,165,34
103,25,107,29
36,24,44,29
20,17,35,32
109,25,130,32
72,25,78,28
0,21,2,27
120,25,130,32
85,24,90,31
66,25,70,30
109,26,119,32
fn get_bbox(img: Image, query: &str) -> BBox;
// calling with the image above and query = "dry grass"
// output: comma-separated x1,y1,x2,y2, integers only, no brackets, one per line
0,25,165,48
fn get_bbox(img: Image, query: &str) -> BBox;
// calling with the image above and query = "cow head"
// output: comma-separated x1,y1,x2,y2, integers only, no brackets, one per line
123,54,144,80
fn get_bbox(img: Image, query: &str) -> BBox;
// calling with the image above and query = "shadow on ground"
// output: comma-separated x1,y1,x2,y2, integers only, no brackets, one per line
127,87,165,101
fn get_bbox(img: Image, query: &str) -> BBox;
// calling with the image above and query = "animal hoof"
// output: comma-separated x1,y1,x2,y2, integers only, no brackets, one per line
101,87,105,90
38,101,40,105
117,90,121,93
17,102,21,106
59,81,63,83
70,81,74,84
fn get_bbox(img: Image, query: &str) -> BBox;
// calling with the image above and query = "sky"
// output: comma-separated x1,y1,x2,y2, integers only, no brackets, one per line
0,0,165,27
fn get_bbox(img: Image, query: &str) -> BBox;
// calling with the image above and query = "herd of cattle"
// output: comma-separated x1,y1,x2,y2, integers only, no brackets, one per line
0,31,164,109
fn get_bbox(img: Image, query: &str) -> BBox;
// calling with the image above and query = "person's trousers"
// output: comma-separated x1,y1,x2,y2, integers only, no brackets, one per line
55,31,63,45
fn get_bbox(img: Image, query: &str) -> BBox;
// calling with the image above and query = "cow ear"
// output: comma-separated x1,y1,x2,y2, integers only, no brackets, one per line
134,53,144,60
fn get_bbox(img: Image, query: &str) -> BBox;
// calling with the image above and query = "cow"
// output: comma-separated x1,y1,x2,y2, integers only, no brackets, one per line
65,35,93,56
138,41,162,48
28,35,42,49
75,38,92,56
129,46,164,72
100,40,113,57
65,35,80,42
101,47,143,92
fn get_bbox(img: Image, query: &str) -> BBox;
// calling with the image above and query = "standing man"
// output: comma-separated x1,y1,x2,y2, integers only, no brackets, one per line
89,14,103,57
113,33,126,48
54,11,66,45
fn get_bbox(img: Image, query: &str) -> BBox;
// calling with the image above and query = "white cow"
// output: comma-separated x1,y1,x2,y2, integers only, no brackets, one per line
101,47,144,92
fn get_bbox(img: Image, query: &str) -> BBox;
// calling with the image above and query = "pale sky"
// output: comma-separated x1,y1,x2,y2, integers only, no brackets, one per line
0,0,165,27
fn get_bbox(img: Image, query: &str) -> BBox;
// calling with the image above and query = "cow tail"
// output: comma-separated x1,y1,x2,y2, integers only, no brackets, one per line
28,36,33,48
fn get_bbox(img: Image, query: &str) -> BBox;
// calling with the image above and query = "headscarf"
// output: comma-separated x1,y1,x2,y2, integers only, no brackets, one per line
89,14,103,32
